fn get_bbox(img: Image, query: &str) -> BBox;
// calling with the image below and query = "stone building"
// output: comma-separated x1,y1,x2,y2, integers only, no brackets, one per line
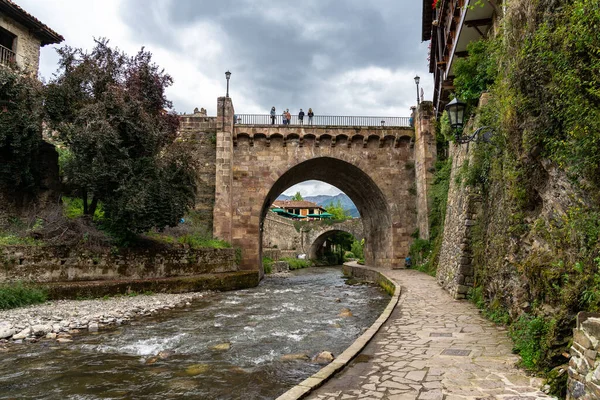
0,0,63,74
271,200,328,219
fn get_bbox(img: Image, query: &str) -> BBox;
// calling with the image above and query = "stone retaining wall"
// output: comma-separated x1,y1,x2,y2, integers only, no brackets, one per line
0,245,238,283
568,313,600,399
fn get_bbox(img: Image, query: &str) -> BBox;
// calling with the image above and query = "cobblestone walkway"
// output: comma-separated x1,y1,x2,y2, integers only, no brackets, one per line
307,268,554,400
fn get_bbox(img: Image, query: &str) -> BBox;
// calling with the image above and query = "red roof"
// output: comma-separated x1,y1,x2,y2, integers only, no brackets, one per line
0,0,64,46
272,200,322,209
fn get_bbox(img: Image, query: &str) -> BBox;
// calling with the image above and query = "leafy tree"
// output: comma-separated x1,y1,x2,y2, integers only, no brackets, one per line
325,200,350,220
291,191,303,201
0,67,44,192
44,39,196,237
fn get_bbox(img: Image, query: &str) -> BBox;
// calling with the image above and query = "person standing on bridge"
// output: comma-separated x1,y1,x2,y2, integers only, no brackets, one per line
282,109,288,125
285,109,291,125
298,109,305,125
270,106,276,125
308,108,314,125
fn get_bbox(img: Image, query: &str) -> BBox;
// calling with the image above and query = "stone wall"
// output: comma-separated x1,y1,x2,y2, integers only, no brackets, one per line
436,142,480,299
568,313,600,399
0,245,238,283
178,112,218,236
0,14,41,74
414,101,437,240
262,213,301,252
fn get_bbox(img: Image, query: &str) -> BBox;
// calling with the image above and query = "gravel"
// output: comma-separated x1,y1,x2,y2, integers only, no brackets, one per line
0,292,206,344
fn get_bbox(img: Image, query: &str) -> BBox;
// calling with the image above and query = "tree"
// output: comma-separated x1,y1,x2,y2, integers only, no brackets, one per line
291,191,303,201
0,66,44,192
325,200,350,220
44,39,196,237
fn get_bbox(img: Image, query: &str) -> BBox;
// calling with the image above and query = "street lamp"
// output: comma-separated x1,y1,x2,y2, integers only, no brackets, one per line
445,97,495,144
225,70,231,97
414,75,421,105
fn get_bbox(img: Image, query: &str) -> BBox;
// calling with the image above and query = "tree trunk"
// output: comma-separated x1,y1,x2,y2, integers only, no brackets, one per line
82,190,89,215
89,196,99,217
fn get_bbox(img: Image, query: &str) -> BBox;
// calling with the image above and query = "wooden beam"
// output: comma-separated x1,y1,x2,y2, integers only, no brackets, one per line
464,18,493,27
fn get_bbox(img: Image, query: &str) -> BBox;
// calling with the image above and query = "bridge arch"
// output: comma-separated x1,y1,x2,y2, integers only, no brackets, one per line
307,227,363,260
259,157,394,271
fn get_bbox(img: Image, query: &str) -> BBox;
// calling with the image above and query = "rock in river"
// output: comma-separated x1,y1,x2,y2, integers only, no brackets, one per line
211,342,231,351
185,364,210,376
313,351,335,364
338,308,353,317
280,353,310,361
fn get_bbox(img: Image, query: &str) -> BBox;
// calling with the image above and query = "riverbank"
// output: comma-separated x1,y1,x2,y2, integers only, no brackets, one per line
0,291,206,345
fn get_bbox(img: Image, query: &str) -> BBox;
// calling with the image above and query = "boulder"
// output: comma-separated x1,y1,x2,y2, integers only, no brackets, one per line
313,351,335,364
0,327,15,340
211,342,231,351
339,308,353,317
280,353,310,361
12,328,31,340
185,364,210,376
31,325,53,336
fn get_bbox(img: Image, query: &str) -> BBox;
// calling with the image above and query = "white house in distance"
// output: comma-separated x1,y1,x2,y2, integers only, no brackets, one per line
0,0,63,74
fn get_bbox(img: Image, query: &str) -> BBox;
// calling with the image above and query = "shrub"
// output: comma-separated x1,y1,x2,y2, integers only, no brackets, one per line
0,282,47,310
262,257,274,274
281,257,312,270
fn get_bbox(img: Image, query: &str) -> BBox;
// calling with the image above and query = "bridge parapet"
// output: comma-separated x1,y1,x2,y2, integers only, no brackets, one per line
233,125,413,148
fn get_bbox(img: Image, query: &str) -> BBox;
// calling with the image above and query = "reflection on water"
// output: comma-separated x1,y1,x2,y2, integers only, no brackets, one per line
0,267,389,400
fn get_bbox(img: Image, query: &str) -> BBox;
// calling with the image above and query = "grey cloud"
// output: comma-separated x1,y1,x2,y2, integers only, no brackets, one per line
121,0,429,115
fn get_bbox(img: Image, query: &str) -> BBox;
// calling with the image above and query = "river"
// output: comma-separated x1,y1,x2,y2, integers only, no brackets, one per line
0,267,389,399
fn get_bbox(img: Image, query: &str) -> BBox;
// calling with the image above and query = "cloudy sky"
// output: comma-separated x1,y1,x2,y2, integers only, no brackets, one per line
21,0,431,197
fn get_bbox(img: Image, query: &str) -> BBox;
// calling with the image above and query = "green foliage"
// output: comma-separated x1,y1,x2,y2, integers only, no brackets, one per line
262,257,274,274
281,257,312,270
453,38,499,111
290,191,303,201
343,251,355,261
63,196,105,221
510,314,556,371
45,39,196,238
148,232,232,249
0,66,44,192
324,200,350,221
0,282,47,310
350,239,364,260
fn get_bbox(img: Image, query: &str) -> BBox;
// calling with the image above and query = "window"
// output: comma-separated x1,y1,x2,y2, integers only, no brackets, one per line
0,27,16,66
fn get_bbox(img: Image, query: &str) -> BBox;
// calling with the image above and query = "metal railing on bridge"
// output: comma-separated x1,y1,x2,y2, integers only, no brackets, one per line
234,114,411,128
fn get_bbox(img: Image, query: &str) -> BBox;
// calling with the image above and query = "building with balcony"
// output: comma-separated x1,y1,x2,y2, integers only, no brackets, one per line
422,0,502,116
0,0,63,74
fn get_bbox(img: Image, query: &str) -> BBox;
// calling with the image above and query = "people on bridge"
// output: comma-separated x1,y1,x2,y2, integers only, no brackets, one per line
270,106,276,125
405,256,412,268
308,108,314,125
298,109,305,125
282,109,287,125
285,109,291,125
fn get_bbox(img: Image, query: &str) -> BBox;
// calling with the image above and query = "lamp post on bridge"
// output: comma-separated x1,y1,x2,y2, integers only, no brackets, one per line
414,75,421,105
225,70,231,98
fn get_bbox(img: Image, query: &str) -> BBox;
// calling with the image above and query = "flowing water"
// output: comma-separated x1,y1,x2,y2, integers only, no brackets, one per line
0,267,389,400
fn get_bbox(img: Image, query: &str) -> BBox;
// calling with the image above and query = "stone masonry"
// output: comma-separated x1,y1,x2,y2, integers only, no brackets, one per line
568,313,600,399
0,13,41,74
211,97,438,272
436,141,480,299
414,101,437,240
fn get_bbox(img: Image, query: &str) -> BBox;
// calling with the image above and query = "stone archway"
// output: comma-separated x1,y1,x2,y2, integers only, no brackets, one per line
257,157,403,272
308,229,359,261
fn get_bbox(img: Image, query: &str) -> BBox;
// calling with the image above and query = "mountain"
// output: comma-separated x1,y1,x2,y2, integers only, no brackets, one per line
276,193,360,218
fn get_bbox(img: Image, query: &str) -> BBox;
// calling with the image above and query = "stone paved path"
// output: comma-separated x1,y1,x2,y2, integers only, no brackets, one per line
306,268,554,400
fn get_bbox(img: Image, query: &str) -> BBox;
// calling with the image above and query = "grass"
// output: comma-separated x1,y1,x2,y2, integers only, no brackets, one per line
0,282,47,310
280,257,312,270
148,232,232,249
263,257,274,274
0,233,41,246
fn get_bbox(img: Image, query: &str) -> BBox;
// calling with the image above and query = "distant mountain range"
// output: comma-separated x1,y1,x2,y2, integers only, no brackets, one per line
277,193,360,218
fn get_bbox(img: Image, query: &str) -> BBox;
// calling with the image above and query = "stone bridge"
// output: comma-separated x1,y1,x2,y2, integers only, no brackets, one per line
300,219,364,259
201,97,437,273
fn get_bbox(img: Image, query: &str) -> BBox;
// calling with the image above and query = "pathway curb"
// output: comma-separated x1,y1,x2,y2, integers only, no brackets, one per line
276,263,401,400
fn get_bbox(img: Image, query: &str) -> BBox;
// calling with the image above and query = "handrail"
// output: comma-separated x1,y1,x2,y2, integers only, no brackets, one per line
234,114,411,127
0,44,15,66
